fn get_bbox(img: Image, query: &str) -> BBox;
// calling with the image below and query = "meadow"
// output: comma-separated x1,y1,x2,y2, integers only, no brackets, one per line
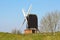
0,32,60,40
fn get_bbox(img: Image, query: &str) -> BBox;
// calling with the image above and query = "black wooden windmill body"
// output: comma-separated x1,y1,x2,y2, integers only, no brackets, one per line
21,5,38,33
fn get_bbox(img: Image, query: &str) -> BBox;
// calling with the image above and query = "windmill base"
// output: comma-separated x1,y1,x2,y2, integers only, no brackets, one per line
24,28,37,34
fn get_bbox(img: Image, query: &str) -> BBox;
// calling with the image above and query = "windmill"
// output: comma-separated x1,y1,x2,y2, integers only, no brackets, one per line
21,5,38,34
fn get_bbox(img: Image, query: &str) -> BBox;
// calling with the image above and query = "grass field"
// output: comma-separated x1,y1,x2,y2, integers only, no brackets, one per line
0,32,60,40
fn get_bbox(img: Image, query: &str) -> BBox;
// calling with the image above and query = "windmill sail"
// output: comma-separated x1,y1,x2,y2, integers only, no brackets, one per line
27,4,32,15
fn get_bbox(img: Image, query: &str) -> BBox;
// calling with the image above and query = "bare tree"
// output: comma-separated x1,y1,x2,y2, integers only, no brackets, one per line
40,11,60,34
11,28,21,34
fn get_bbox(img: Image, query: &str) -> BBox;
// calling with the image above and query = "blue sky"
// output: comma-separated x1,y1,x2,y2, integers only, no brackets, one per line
0,0,60,33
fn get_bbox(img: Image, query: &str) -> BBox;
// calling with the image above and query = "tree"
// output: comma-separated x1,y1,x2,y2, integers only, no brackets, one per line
11,28,21,34
40,11,60,34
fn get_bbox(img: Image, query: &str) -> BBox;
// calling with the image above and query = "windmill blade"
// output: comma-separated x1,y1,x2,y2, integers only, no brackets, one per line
21,19,26,27
22,9,26,17
20,19,26,29
27,4,32,14
20,18,28,30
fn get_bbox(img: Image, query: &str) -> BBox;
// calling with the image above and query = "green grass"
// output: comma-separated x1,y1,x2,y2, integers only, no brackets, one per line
0,32,60,40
